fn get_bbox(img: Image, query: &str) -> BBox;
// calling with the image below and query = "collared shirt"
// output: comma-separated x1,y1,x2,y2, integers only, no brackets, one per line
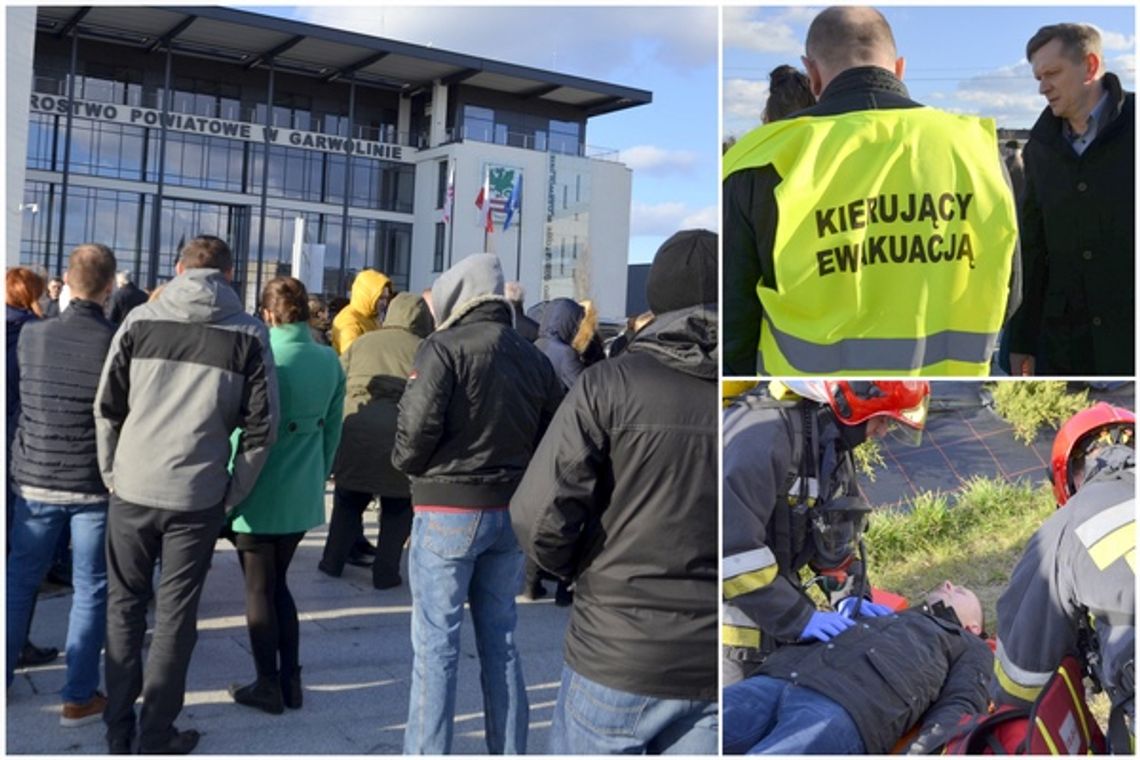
1064,88,1112,156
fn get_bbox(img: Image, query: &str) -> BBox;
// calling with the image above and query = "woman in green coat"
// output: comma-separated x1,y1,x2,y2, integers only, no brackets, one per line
227,277,345,714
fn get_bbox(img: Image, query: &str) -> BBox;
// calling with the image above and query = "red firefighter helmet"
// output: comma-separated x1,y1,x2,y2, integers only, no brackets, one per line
782,380,931,445
1051,403,1135,506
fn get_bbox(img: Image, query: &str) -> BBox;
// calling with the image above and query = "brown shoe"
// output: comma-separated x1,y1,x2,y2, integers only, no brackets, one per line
61,691,107,727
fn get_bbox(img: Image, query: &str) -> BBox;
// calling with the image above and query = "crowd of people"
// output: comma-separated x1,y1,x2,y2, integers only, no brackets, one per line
724,7,1133,376
6,228,719,755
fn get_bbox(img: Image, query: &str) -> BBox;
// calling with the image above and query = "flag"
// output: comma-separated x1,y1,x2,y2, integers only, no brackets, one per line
503,173,522,231
441,163,455,224
475,172,494,232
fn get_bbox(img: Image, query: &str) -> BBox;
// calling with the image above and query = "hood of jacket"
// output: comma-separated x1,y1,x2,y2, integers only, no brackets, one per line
147,268,244,323
432,253,512,330
537,297,583,345
627,304,718,380
383,291,435,337
346,269,391,318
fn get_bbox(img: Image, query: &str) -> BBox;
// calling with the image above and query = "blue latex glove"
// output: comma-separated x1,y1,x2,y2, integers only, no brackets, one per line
799,610,855,642
837,597,896,619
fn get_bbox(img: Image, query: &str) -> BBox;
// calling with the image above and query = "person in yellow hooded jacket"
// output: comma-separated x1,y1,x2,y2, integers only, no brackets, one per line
330,269,394,355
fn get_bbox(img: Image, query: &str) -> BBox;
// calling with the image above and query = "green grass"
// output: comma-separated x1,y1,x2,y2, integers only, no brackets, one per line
852,438,886,481
989,382,1091,444
860,476,1056,633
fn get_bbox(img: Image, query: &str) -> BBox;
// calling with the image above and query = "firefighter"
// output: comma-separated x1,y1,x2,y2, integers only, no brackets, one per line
722,379,931,685
992,402,1135,753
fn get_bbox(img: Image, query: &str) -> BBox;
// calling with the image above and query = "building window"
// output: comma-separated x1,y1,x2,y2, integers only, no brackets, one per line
434,222,446,272
436,161,448,209
550,119,582,156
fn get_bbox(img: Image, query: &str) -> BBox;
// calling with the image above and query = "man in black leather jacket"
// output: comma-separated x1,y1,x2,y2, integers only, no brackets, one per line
392,253,562,755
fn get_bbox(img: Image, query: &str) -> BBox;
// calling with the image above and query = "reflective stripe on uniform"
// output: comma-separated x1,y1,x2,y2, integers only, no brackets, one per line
723,624,761,648
994,639,1051,702
1034,716,1062,754
763,317,997,375
1075,500,1136,572
723,547,779,599
723,603,756,628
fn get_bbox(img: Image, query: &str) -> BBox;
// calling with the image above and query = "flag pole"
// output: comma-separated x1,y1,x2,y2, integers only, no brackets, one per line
447,158,456,268
514,202,522,281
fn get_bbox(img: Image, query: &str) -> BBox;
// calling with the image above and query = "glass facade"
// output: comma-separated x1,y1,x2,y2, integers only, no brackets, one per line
22,49,414,304
460,104,584,155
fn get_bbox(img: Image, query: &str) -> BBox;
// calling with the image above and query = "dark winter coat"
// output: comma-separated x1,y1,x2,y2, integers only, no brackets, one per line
758,609,993,755
511,301,539,342
392,290,563,508
535,297,587,391
334,293,434,497
10,300,115,494
511,304,719,701
1006,73,1134,375
107,282,149,325
6,305,38,452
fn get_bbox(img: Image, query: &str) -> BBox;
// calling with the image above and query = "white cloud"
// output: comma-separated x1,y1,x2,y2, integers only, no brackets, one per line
725,78,769,121
723,7,819,54
290,6,715,76
631,202,718,236
1097,27,1135,51
940,61,1045,128
620,145,698,175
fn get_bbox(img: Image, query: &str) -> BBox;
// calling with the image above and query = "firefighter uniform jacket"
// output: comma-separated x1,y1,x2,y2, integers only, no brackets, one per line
992,445,1134,745
722,392,859,683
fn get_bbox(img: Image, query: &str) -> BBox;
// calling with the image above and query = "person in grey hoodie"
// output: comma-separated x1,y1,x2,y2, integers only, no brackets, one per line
94,236,279,755
393,253,563,754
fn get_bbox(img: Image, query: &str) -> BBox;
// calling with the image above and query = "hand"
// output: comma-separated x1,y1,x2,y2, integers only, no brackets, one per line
1009,352,1035,376
907,722,949,754
837,597,895,619
799,610,856,642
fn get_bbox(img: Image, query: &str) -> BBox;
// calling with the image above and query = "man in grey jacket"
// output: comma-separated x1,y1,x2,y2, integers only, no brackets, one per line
95,236,278,754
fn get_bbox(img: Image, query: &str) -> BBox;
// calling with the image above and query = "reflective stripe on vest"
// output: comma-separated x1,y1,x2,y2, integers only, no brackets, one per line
724,108,1017,376
723,603,762,649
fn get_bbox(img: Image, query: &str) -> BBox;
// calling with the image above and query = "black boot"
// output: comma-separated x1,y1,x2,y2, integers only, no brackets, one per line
18,642,59,667
229,676,284,715
281,667,303,710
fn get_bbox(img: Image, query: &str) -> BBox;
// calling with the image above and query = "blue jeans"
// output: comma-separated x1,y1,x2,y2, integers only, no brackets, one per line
549,665,719,754
6,496,108,702
404,509,528,754
723,675,865,754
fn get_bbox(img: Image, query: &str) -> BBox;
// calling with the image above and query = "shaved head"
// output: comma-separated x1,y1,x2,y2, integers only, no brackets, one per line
806,6,898,72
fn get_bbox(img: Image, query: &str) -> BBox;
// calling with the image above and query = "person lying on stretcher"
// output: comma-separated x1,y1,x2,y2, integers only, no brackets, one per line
723,581,990,755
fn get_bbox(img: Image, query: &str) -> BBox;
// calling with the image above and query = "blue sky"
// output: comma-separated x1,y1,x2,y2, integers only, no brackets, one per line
724,5,1136,139
248,6,719,265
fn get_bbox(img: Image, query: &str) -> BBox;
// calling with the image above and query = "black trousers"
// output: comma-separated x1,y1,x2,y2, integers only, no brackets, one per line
320,486,412,585
103,495,224,751
233,531,304,680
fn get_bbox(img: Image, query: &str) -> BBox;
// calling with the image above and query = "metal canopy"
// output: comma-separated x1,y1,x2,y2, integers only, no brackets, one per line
35,6,652,116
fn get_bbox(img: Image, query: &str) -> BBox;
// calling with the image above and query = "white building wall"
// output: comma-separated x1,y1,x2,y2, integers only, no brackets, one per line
410,141,632,319
6,7,36,267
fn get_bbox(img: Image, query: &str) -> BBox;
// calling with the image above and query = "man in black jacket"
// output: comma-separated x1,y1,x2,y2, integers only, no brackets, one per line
512,230,719,754
6,244,118,729
723,6,1020,376
724,581,991,755
392,253,563,755
1007,23,1134,376
106,270,148,326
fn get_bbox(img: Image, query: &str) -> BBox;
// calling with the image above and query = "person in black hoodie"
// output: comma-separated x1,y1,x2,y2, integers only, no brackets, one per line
6,245,118,728
1006,23,1134,376
512,229,719,754
392,253,563,755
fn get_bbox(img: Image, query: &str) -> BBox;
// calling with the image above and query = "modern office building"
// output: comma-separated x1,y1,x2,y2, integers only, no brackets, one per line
8,6,650,315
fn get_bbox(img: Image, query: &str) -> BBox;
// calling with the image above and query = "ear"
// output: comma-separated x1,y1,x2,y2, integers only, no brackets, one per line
222,267,235,283
1085,52,1101,83
802,55,824,99
894,56,906,81
175,259,186,276
966,621,983,636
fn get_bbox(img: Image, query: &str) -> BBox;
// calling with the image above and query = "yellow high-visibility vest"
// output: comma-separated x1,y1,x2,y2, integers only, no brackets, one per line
724,108,1017,376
